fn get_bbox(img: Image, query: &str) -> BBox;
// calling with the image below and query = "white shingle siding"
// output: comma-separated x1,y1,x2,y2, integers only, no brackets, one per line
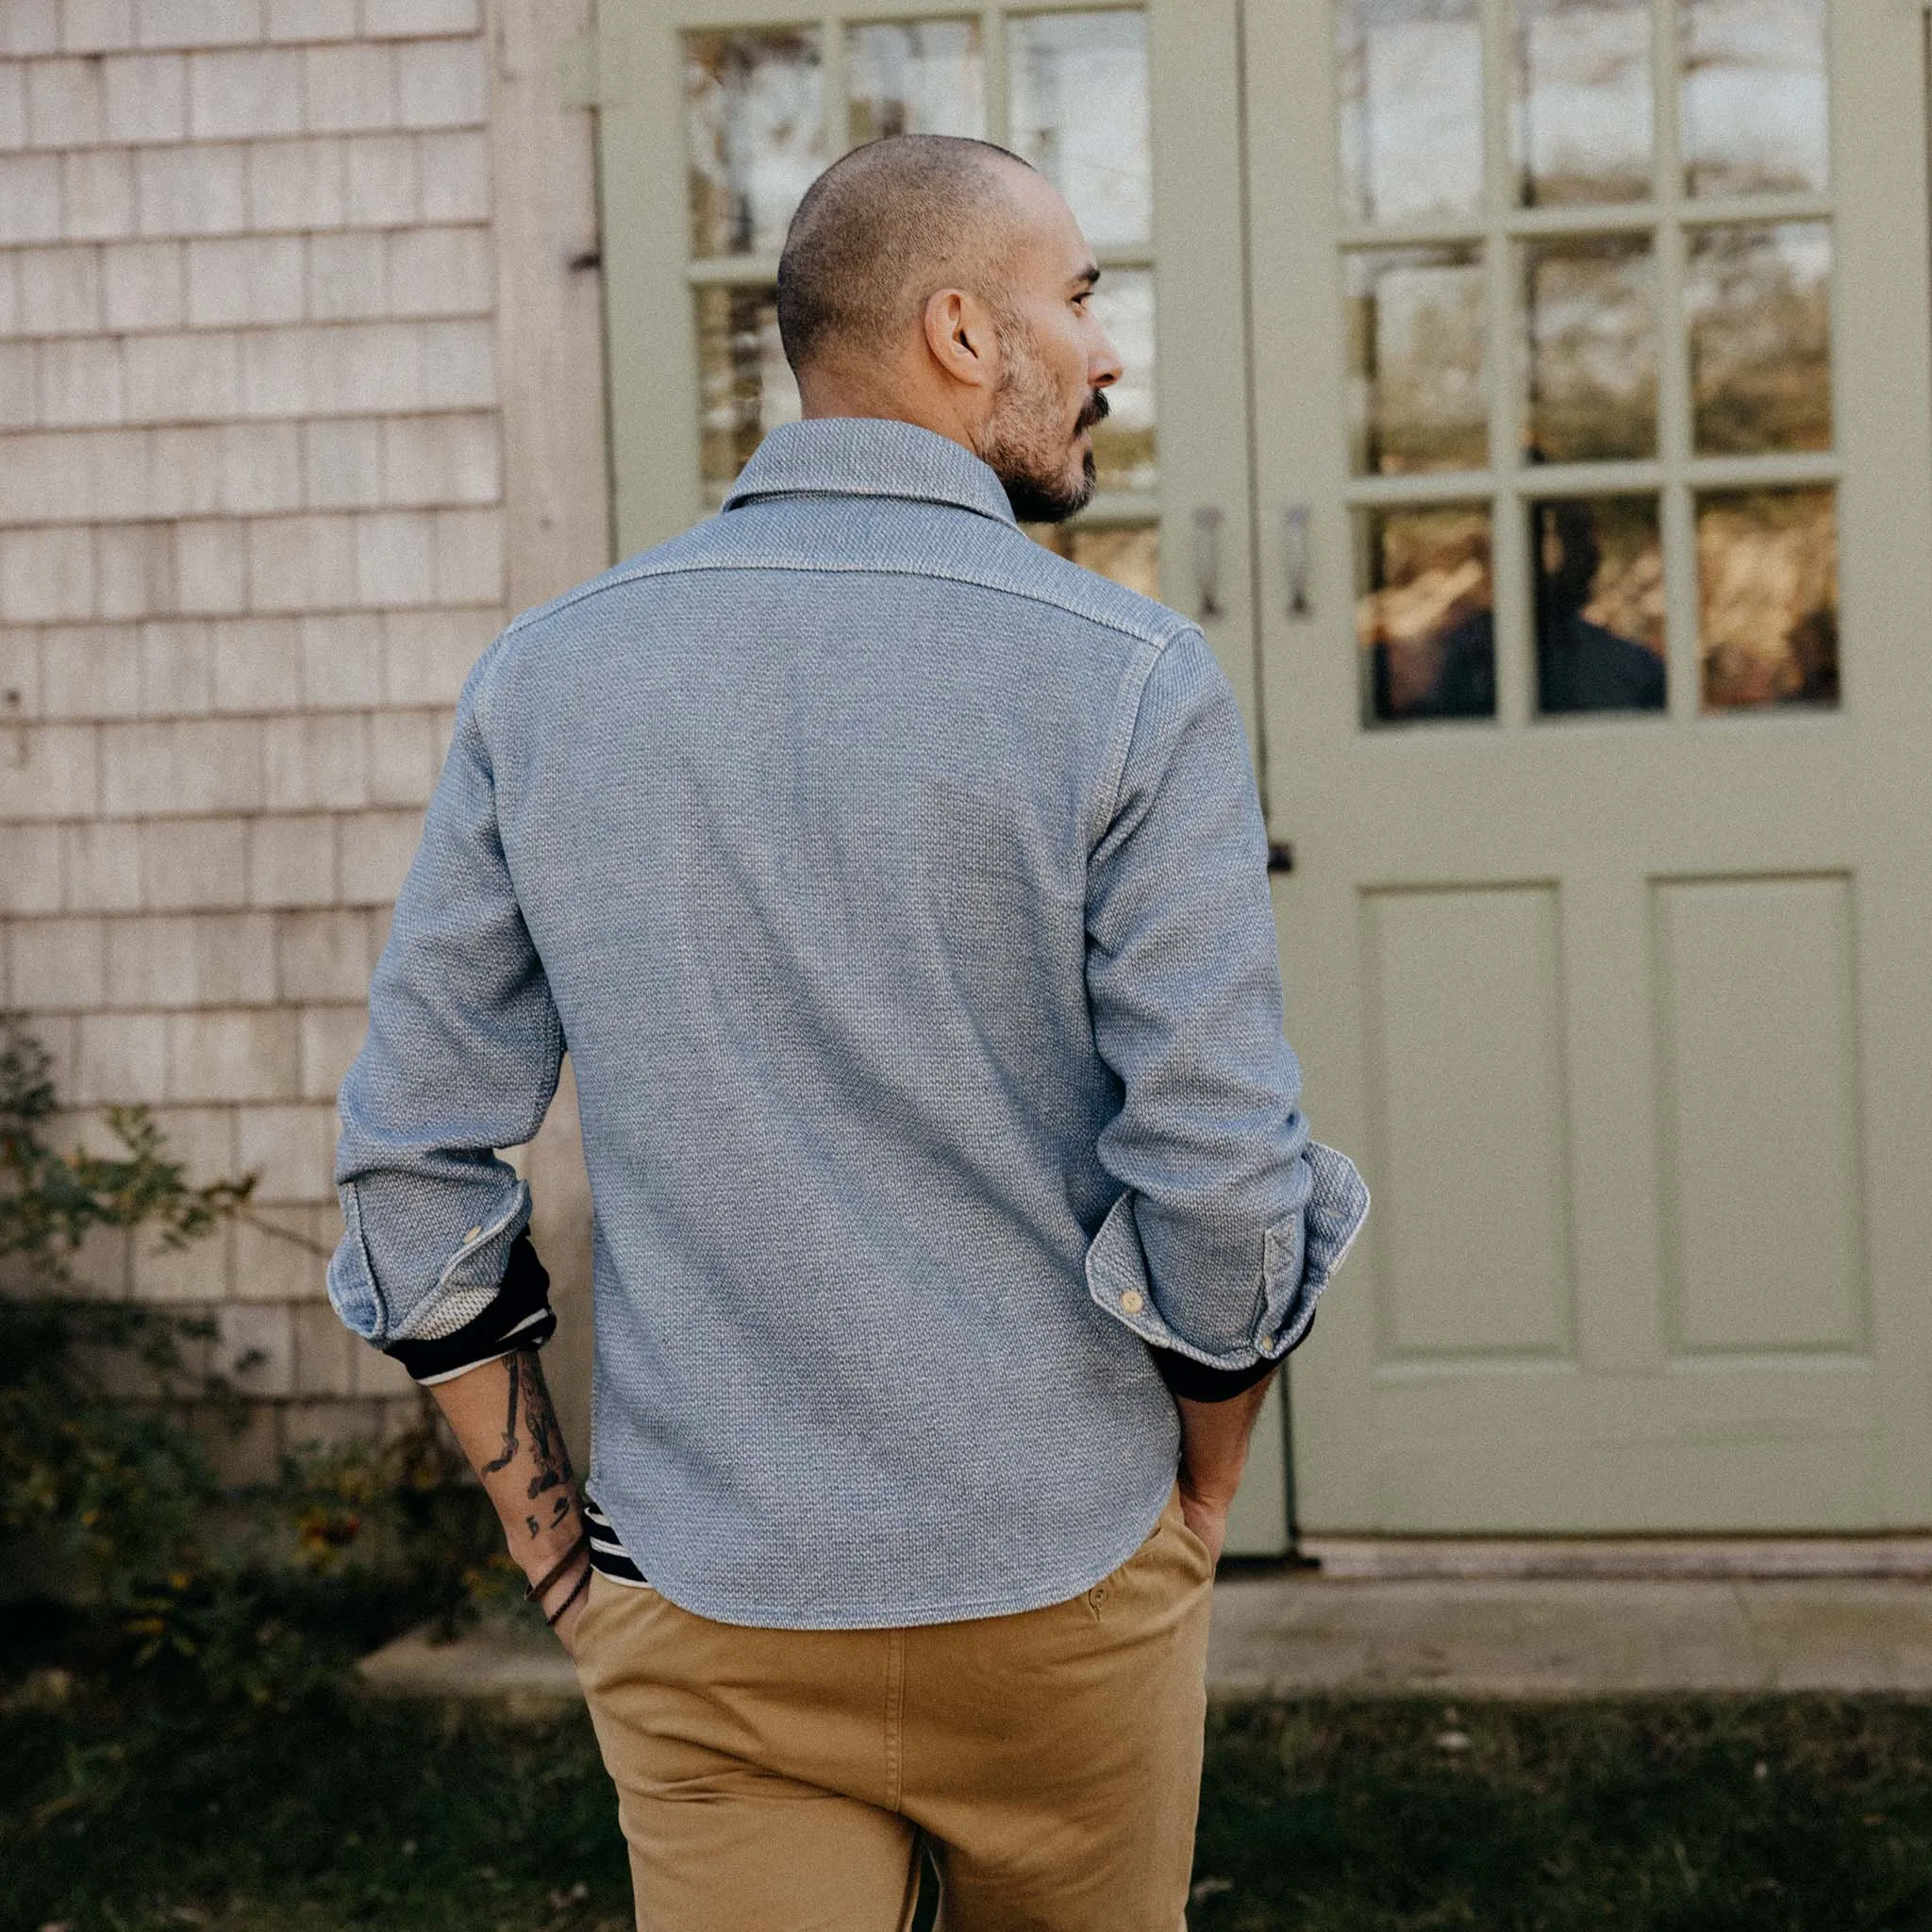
1,3,508,1450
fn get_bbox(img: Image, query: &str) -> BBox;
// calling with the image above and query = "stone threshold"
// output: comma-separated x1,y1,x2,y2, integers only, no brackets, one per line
1298,1537,1932,1582
360,1565,1932,1706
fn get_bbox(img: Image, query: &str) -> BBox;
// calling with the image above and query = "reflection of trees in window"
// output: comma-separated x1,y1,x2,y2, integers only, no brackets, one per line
1513,0,1654,208
684,30,825,259
696,287,799,497
1681,0,1829,199
1357,505,1496,724
1697,488,1839,709
1690,224,1832,456
1335,0,1485,225
1346,249,1487,475
846,21,984,144
1524,237,1657,462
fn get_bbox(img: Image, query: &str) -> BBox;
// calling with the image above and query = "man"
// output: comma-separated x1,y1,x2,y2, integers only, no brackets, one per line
329,135,1366,1931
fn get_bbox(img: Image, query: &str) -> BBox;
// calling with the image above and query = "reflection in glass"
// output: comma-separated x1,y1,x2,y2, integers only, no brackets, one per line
1681,0,1828,198
1689,223,1831,456
1345,247,1486,475
1357,504,1496,725
696,286,801,499
1524,236,1657,461
1337,0,1484,225
847,20,985,143
1028,523,1160,599
1090,272,1157,491
686,30,825,259
1531,495,1665,714
1008,12,1151,248
1696,487,1838,708
1513,0,1653,207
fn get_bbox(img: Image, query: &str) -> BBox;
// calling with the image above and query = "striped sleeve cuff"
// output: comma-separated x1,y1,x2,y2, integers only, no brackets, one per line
381,1232,557,1385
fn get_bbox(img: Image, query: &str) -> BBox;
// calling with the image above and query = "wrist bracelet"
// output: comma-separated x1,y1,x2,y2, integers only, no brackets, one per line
525,1530,589,1605
544,1559,592,1626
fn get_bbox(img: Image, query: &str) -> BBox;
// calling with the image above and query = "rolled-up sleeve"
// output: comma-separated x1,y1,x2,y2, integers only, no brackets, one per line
1083,627,1368,1381
326,638,565,1370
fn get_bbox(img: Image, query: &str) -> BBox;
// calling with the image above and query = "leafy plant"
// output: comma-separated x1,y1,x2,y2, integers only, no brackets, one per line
0,1018,254,1281
0,1014,256,1599
0,1014,512,1706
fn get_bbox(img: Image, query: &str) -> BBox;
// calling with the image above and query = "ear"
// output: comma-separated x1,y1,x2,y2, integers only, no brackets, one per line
921,288,998,391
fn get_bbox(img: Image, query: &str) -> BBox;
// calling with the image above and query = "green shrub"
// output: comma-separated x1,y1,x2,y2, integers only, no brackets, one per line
0,1015,502,1705
0,1014,253,1599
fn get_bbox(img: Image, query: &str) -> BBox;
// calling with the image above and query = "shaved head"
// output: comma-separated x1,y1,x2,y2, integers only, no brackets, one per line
775,135,1035,379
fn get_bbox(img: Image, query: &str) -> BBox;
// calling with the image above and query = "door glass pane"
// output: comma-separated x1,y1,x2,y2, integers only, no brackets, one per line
1029,522,1160,598
1091,271,1157,491
1357,503,1496,725
847,20,985,142
1513,0,1654,207
1524,236,1657,461
1531,495,1666,714
1007,11,1152,248
697,285,801,502
1688,222,1831,455
1345,246,1487,475
1681,0,1829,198
686,29,825,258
1337,0,1485,226
1696,487,1838,708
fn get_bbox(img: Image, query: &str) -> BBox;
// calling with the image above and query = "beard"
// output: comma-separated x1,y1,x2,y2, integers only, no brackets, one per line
974,320,1108,525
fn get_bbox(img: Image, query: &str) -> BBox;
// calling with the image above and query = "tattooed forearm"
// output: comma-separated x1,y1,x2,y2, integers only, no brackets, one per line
480,1349,524,1475
425,1345,584,1586
518,1350,576,1535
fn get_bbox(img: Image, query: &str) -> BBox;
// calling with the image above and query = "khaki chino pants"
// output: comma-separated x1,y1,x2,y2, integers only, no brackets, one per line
573,1486,1215,1932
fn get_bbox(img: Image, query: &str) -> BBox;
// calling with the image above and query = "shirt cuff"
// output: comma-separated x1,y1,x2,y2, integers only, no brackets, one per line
1147,1321,1310,1402
381,1233,556,1385
1086,1141,1369,1374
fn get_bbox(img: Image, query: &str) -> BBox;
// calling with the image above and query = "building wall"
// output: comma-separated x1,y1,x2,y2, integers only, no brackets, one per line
0,0,608,1473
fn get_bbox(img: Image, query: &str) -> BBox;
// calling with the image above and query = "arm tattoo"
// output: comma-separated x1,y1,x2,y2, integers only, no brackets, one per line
521,1352,576,1519
481,1349,524,1476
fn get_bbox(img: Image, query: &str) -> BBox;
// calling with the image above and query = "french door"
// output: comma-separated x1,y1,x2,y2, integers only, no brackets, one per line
594,0,1932,1541
1248,0,1932,1531
593,0,1295,1549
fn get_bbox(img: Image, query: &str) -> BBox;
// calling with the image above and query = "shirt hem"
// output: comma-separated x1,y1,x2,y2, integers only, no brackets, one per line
590,1479,1177,1632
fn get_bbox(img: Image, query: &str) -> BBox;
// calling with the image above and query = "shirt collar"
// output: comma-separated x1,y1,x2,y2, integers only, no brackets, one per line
723,418,1019,528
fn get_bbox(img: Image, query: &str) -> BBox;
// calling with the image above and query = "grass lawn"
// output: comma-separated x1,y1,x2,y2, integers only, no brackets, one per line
8,1604,1932,1932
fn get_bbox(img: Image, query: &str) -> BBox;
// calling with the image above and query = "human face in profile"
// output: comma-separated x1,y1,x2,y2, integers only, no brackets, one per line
972,172,1124,524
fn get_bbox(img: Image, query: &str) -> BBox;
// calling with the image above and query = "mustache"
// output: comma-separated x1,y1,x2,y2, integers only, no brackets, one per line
1076,390,1110,432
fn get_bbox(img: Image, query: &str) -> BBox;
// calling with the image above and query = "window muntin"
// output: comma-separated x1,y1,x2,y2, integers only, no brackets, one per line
1340,0,1839,724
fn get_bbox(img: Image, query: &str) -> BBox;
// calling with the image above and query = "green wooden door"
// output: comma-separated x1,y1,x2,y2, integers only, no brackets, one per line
1246,0,1932,1530
591,0,1296,1550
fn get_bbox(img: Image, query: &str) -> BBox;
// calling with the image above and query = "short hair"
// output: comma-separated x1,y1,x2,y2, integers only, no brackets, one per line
775,135,1034,376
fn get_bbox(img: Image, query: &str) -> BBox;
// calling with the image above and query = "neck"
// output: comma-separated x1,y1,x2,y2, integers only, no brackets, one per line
798,368,982,459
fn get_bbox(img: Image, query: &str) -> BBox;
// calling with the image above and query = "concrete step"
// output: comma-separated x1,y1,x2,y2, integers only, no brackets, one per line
359,1573,1932,1706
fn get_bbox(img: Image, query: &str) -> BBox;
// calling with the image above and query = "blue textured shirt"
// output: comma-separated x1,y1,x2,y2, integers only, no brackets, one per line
328,419,1367,1629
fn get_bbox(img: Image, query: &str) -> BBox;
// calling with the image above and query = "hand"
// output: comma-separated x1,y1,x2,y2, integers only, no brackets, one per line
1177,1478,1231,1570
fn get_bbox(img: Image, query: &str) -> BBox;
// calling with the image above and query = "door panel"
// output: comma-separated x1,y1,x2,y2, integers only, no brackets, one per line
1364,884,1576,1362
1249,0,1932,1531
594,0,1289,1548
1652,873,1865,1356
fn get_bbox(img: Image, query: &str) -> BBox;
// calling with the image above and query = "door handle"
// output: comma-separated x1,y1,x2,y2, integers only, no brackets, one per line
1192,506,1224,620
1282,504,1312,617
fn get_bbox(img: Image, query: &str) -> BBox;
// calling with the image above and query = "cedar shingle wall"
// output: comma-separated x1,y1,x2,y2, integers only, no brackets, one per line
0,0,512,1461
